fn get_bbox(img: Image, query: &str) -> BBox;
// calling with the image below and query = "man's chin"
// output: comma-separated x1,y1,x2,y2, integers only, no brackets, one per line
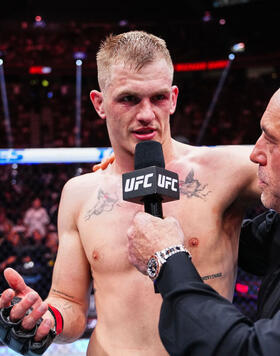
261,193,280,213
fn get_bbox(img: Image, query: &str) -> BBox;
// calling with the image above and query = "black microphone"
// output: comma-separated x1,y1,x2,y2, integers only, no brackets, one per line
122,141,180,218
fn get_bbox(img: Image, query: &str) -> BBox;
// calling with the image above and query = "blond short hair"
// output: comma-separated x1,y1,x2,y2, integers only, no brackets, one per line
96,31,174,90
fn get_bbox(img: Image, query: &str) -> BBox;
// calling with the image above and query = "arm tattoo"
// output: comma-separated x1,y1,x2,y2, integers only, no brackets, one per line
179,169,211,200
201,272,223,281
51,288,75,300
84,188,119,221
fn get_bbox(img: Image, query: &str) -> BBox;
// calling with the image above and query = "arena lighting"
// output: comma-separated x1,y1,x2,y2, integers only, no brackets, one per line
118,19,128,26
29,66,52,74
75,59,83,148
0,58,13,147
41,79,49,87
202,11,212,22
235,283,249,294
0,148,114,164
196,56,234,145
174,59,229,72
73,51,86,60
231,42,246,53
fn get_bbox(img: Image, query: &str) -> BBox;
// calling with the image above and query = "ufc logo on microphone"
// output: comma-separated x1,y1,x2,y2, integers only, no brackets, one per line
122,166,180,204
157,174,178,192
124,173,178,192
124,174,154,192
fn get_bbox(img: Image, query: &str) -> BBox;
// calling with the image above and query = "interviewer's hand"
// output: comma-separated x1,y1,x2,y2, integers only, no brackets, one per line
127,212,184,274
0,268,53,341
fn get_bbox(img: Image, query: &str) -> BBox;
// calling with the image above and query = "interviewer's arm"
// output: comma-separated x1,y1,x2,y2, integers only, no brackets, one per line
238,209,280,275
156,252,280,356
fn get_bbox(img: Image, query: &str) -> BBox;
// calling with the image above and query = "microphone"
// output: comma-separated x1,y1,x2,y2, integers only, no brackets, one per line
122,141,180,218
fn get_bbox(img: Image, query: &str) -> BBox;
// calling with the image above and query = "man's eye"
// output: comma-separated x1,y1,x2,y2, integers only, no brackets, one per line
152,94,166,102
121,96,138,103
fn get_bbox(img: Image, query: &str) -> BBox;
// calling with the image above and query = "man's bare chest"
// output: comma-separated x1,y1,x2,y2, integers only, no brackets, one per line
76,167,232,272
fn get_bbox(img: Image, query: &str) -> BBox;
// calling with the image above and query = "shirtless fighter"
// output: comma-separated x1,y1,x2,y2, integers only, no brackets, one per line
0,31,260,356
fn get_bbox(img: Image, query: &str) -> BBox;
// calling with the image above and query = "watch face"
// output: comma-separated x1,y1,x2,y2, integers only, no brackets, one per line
147,256,159,280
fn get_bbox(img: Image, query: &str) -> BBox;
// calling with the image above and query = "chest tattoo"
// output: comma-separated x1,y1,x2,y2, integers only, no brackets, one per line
179,169,211,200
84,188,119,221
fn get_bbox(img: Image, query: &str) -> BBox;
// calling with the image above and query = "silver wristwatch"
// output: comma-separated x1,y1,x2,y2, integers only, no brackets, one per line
147,244,192,281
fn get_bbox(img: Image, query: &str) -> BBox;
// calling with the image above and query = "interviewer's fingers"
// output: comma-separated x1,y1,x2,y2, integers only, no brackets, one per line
127,225,136,241
92,164,100,172
92,153,115,172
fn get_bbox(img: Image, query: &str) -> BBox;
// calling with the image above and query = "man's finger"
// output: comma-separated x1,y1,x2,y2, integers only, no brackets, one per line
9,292,39,322
4,268,31,296
21,301,49,331
127,225,135,241
133,211,148,224
34,318,53,342
0,288,15,308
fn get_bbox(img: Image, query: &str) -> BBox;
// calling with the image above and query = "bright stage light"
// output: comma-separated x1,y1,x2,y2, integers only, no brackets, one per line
231,42,245,53
76,59,82,66
0,59,3,66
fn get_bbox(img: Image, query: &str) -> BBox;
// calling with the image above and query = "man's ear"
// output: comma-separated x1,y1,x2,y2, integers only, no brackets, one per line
90,90,106,119
170,85,179,115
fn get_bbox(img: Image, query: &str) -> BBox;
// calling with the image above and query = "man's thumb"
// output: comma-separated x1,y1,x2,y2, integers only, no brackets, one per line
4,268,30,295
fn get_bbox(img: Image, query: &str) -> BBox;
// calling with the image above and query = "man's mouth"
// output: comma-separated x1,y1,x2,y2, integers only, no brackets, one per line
132,128,156,140
258,170,267,186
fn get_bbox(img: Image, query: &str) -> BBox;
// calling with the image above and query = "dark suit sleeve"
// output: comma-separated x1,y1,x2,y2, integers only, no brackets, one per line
238,209,279,275
156,252,280,356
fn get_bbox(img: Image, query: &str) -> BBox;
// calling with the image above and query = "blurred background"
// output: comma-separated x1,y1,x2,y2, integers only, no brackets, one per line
0,0,278,353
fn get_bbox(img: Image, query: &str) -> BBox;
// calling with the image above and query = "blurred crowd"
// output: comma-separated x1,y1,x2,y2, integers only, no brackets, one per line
0,19,279,149
0,163,93,298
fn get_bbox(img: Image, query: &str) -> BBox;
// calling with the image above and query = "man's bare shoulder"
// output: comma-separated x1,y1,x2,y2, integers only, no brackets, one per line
210,143,253,155
206,144,254,164
62,169,110,196
174,141,255,168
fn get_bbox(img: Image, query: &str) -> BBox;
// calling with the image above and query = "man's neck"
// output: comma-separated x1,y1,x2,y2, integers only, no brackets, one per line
111,139,177,175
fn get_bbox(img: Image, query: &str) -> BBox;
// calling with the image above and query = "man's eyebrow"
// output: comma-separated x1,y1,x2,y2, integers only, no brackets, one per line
261,125,277,141
115,90,138,99
118,90,136,96
116,88,170,98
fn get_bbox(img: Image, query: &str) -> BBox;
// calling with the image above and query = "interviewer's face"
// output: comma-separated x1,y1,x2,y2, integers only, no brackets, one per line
250,89,280,212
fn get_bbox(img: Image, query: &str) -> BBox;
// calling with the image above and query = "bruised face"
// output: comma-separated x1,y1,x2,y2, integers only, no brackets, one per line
90,59,178,160
250,89,280,212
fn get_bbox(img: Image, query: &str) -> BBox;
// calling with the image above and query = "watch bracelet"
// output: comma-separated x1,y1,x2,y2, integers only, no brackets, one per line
155,244,192,264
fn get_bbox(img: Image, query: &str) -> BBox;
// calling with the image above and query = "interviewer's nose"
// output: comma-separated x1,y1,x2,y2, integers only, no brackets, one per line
250,136,267,166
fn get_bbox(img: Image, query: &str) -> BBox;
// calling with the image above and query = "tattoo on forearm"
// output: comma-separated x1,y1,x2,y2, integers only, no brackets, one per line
52,288,75,300
61,301,74,311
202,272,223,281
180,169,211,199
84,188,119,221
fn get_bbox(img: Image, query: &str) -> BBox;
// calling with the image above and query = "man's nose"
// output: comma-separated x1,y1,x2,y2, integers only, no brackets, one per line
136,100,155,123
250,136,267,166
